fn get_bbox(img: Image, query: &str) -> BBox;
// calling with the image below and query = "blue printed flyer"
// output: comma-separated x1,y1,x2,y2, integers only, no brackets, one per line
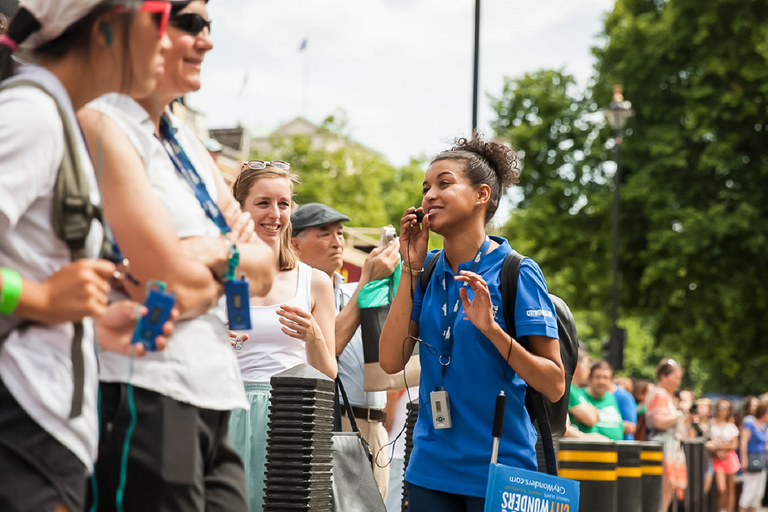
484,463,580,512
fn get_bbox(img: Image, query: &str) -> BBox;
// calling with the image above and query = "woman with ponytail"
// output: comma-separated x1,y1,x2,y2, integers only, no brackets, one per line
0,1,171,511
379,135,565,511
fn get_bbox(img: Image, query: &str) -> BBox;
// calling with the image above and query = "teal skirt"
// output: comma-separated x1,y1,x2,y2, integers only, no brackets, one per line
228,383,271,512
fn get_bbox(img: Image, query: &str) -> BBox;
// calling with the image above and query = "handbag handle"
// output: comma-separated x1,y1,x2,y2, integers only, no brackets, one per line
335,377,361,433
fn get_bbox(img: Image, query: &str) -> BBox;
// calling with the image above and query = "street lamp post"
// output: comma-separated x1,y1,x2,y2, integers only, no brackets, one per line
603,85,633,370
472,0,480,133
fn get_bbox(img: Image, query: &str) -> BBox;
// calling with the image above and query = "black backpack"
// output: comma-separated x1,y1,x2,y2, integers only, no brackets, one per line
420,250,579,476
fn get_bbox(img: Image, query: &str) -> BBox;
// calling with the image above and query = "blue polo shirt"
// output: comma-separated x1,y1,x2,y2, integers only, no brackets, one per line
613,385,637,440
405,237,559,497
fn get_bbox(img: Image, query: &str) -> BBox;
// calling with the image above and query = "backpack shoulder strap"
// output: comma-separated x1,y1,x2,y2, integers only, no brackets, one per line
419,251,441,294
0,79,89,418
500,250,558,475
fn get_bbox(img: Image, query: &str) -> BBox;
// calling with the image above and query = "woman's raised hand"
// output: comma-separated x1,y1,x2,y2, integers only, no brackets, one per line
455,270,498,336
276,304,325,345
399,207,429,271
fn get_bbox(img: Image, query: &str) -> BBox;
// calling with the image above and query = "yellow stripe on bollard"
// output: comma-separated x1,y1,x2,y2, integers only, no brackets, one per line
558,451,619,463
559,469,618,481
640,452,663,461
641,465,664,475
617,467,643,478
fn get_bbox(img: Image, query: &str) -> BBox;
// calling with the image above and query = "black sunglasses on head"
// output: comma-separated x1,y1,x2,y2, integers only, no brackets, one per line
171,12,212,35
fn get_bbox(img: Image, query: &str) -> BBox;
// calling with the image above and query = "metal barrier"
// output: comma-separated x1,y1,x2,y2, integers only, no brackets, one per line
559,439,618,512
674,439,706,512
617,441,643,512
641,441,664,512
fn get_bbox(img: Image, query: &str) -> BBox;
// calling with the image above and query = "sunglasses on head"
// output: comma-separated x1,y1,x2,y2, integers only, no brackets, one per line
171,12,212,35
115,1,171,38
242,161,291,171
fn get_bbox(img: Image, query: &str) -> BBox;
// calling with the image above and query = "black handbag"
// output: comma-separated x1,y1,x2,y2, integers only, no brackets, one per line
331,378,387,512
747,452,766,473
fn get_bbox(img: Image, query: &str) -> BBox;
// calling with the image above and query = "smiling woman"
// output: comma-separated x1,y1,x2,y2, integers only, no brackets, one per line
379,134,564,512
228,163,337,511
74,0,278,510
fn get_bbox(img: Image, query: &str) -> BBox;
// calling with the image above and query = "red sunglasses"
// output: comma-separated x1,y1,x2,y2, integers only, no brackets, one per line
115,1,172,38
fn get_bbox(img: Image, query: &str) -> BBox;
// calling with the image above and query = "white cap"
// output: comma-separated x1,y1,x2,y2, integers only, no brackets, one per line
20,0,139,47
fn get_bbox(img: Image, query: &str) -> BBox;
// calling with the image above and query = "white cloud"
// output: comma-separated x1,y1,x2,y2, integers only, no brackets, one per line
189,0,615,165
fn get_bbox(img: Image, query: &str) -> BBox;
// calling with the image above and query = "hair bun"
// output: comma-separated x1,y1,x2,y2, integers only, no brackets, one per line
452,133,520,188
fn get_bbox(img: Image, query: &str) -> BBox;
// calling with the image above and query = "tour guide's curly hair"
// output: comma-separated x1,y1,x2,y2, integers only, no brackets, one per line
431,133,521,224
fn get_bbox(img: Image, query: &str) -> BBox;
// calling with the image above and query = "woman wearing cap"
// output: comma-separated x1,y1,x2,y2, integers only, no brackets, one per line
0,1,171,510
226,163,336,511
645,358,687,511
379,135,564,511
76,1,277,510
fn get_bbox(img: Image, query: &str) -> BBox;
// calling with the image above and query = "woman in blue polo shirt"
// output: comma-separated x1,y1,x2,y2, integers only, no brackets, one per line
380,135,565,511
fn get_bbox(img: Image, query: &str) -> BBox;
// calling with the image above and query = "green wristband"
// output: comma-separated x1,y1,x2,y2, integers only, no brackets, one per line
0,268,22,315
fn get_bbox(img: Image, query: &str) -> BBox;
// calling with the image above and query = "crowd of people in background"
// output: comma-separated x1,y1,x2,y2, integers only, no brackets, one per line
567,353,768,512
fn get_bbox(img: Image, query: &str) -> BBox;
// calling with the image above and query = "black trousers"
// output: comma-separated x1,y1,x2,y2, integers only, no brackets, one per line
89,383,247,512
0,376,88,512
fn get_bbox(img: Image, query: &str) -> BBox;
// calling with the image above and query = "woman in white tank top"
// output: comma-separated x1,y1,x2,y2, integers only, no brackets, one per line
227,161,336,511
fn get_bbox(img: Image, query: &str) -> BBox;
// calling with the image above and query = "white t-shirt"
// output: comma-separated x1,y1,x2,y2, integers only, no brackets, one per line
87,94,247,411
711,421,740,444
232,262,314,383
0,65,103,470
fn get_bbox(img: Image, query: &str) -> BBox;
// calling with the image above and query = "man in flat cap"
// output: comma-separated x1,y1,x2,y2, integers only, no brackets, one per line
291,203,400,499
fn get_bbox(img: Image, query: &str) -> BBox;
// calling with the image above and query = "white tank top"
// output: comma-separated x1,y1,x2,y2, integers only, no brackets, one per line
236,262,313,383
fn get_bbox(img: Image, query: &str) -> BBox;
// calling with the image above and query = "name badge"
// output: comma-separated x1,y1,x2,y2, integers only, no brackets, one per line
225,279,251,331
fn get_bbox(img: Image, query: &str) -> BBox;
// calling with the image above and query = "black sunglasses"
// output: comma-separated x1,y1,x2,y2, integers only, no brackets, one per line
171,12,212,35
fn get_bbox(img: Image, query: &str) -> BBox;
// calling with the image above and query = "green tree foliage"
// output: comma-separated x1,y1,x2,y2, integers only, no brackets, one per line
492,0,768,393
251,114,424,229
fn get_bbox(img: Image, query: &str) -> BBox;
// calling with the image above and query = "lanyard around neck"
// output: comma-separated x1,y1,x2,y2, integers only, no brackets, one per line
158,115,239,281
438,236,491,378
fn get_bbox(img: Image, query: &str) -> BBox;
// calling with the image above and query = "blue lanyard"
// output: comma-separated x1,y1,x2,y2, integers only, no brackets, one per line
158,115,241,281
438,237,491,377
158,115,231,236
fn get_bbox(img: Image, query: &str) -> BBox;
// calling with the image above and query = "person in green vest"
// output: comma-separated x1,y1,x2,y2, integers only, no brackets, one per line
572,360,625,440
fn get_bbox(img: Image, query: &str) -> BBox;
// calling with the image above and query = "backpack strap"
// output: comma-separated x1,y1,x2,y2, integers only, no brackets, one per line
0,79,95,418
419,251,441,294
500,251,558,476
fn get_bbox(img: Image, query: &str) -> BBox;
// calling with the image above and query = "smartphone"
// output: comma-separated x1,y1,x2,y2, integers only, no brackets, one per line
380,226,396,247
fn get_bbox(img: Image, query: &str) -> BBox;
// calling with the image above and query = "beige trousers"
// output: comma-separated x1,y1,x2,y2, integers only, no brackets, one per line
341,414,390,500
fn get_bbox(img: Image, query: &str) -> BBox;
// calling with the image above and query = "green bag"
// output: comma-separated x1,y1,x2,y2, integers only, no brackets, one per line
356,259,401,309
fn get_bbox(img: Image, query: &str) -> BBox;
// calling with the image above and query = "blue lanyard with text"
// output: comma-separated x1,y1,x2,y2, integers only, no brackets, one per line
158,116,231,237
438,236,491,381
158,115,241,282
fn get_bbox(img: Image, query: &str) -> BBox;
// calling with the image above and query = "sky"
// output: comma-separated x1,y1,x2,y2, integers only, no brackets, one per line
190,0,616,167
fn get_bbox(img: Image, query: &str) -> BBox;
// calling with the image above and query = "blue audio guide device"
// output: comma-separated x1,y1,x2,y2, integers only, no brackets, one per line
131,281,176,352
225,278,251,331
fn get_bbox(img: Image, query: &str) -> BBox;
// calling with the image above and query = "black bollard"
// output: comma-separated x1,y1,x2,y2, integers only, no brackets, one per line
401,399,418,512
617,441,643,512
641,441,664,512
558,438,618,512
264,364,334,512
679,439,705,512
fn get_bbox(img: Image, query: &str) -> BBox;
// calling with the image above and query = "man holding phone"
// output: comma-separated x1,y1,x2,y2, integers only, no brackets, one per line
290,203,400,499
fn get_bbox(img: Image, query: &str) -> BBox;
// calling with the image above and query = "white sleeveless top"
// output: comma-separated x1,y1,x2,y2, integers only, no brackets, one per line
235,262,313,383
87,94,247,411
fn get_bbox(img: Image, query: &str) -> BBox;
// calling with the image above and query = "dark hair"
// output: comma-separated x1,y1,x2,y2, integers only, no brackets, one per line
589,359,613,377
756,400,768,421
715,399,733,420
0,4,122,82
656,358,682,380
171,0,209,16
742,396,758,417
431,133,520,224
232,164,301,271
632,379,651,403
